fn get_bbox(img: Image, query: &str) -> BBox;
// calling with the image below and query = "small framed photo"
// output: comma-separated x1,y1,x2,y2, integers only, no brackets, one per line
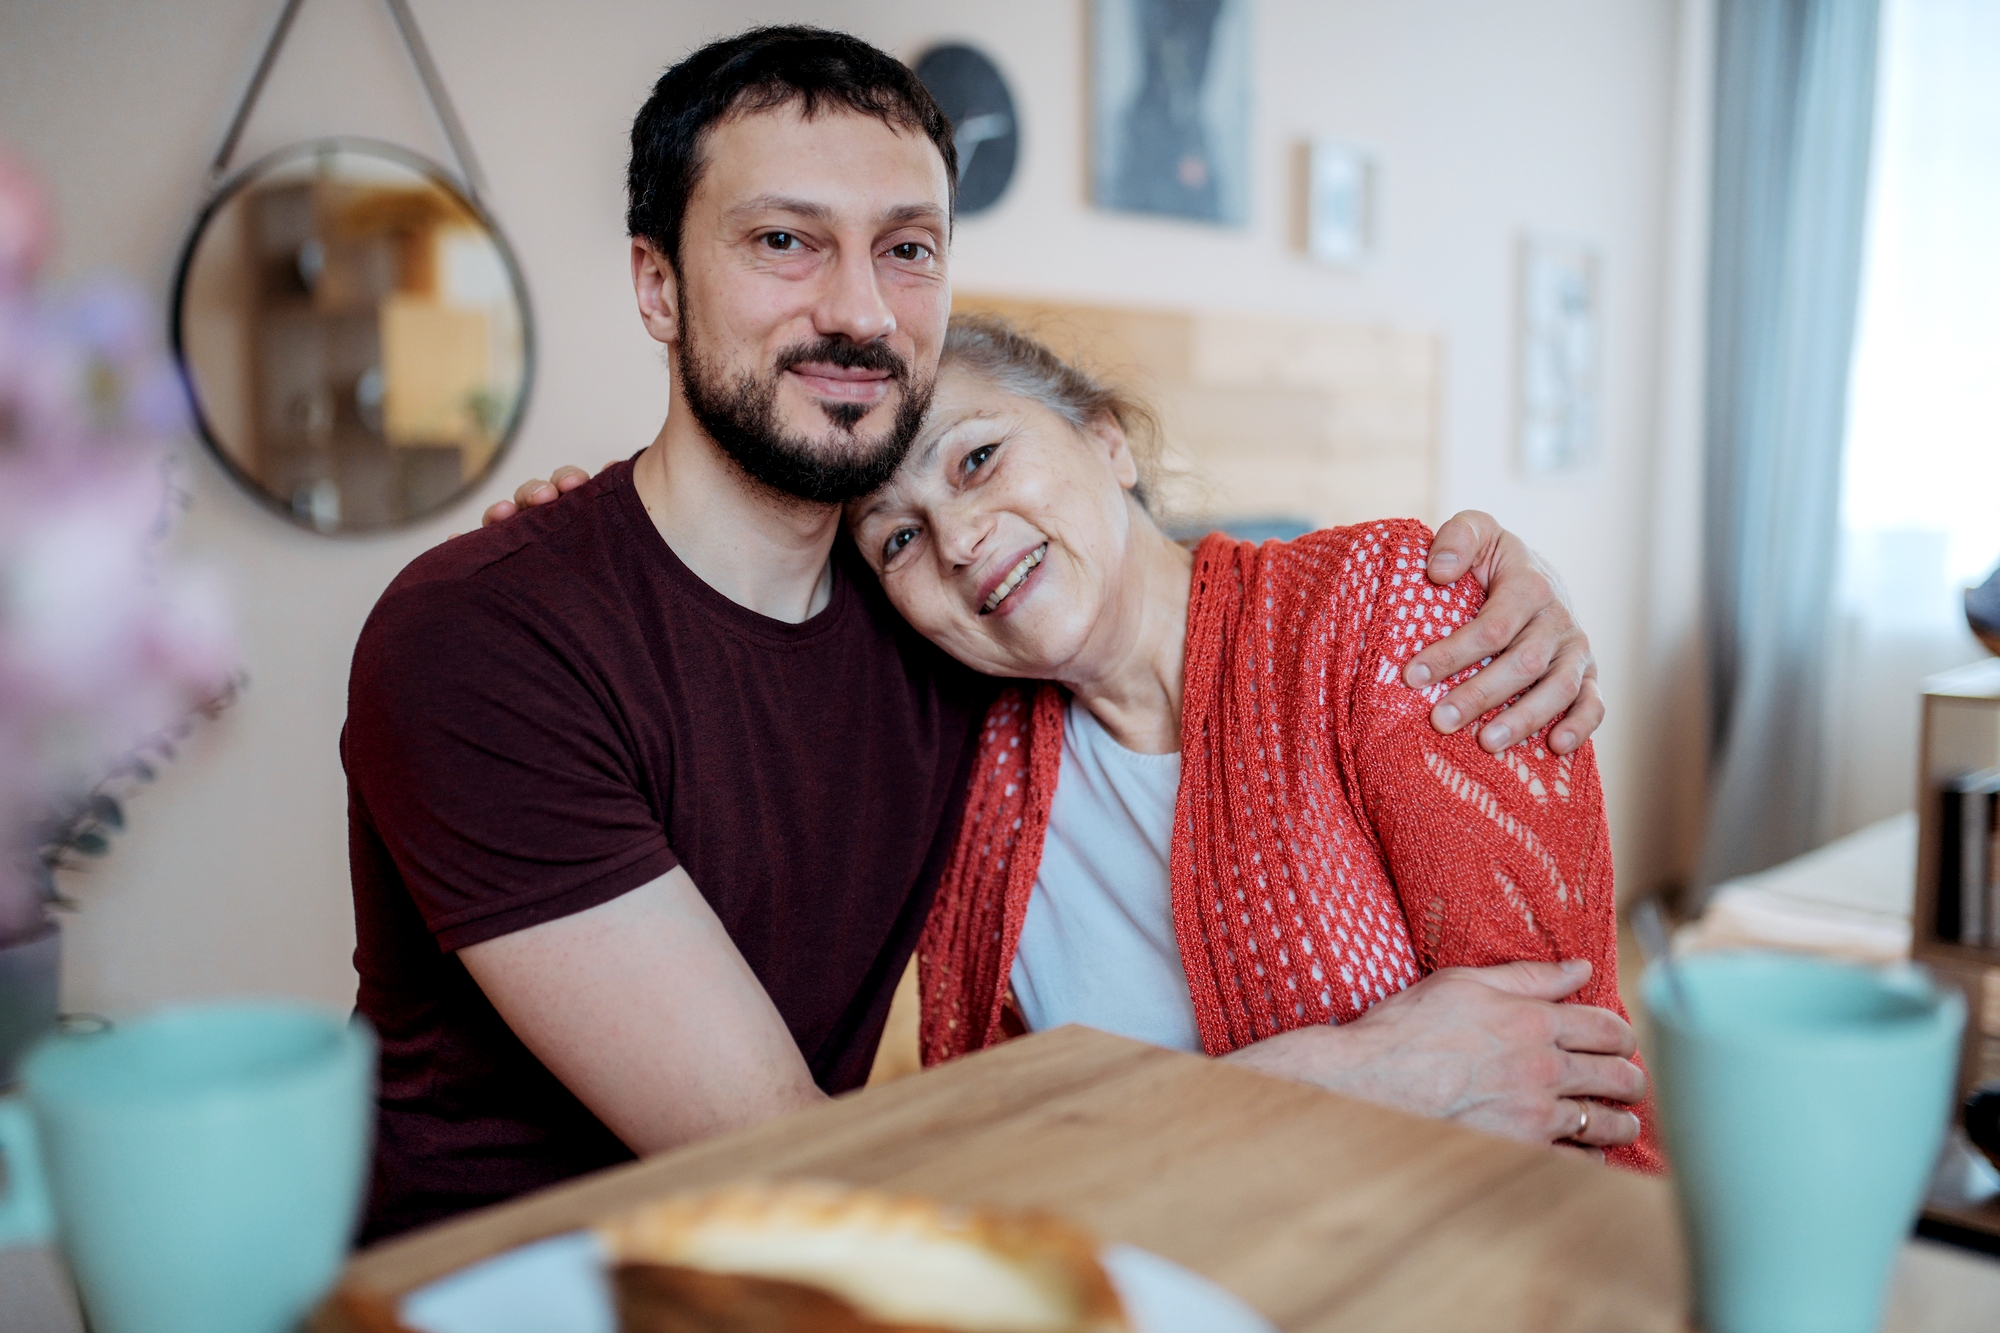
1518,235,1601,475
1306,141,1375,266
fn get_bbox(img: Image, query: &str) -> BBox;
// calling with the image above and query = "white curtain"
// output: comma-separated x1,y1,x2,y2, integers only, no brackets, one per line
1699,0,1883,893
1821,0,2000,839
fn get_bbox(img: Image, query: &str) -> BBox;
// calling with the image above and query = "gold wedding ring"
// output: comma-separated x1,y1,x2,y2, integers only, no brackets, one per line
1574,1099,1592,1140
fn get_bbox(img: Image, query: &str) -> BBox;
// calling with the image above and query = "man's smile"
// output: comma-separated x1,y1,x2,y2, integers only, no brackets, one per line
787,362,893,404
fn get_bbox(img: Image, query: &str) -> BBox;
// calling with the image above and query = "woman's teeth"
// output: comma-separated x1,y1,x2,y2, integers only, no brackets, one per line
983,544,1048,613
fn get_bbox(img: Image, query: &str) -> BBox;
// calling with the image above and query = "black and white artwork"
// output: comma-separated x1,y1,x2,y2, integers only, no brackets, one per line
1091,0,1252,226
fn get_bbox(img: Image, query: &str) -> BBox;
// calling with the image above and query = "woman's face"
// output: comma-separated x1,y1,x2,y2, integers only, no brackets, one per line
848,364,1143,681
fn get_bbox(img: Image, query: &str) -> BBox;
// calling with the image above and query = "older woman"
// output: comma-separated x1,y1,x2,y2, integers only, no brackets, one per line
845,317,1662,1171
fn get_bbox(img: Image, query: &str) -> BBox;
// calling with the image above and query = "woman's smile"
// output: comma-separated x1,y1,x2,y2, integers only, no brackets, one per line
979,542,1049,615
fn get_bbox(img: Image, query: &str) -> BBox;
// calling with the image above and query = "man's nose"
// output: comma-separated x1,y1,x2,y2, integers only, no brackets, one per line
813,245,895,345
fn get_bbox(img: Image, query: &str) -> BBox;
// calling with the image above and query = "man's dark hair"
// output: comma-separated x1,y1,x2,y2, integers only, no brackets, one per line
627,26,957,272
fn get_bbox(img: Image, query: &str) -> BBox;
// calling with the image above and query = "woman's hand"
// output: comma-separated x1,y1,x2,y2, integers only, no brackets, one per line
1221,959,1646,1153
1404,510,1602,756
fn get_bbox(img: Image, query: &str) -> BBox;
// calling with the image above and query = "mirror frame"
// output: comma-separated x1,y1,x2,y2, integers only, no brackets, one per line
170,136,537,537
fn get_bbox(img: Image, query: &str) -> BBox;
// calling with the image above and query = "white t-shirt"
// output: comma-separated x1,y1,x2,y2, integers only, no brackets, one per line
1008,700,1204,1053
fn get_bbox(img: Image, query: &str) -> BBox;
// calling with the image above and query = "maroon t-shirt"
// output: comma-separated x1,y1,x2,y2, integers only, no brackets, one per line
342,460,987,1241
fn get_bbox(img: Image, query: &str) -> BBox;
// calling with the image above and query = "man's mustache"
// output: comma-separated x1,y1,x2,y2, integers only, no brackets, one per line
773,337,909,383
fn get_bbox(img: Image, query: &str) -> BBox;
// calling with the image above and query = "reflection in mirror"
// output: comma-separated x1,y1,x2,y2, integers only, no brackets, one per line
174,140,531,534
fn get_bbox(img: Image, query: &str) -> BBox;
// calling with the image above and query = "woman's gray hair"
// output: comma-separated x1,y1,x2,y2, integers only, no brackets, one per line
939,314,1162,506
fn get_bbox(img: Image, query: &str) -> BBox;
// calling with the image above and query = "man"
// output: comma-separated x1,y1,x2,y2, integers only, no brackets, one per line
345,25,1635,1243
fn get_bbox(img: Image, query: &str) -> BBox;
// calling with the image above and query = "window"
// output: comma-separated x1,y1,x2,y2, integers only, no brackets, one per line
1827,0,2000,833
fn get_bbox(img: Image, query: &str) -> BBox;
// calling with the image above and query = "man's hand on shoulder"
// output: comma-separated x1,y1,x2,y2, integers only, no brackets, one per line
1404,510,1602,757
1221,959,1645,1159
476,463,603,529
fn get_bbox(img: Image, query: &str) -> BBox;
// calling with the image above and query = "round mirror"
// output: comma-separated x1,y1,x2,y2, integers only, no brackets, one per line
172,139,533,534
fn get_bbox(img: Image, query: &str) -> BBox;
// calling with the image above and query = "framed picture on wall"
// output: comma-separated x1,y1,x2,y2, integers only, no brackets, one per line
1306,140,1376,266
1517,234,1601,474
1091,0,1252,226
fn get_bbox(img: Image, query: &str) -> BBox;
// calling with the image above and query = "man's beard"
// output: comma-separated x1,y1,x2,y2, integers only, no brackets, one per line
676,319,933,505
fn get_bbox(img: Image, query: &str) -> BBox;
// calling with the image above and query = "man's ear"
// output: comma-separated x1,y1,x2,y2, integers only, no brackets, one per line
631,238,681,345
1084,411,1140,491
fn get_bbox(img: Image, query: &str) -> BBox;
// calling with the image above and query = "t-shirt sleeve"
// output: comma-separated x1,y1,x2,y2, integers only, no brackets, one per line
343,573,678,952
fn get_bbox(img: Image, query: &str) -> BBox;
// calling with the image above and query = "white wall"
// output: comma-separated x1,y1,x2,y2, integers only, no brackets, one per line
0,0,1696,1015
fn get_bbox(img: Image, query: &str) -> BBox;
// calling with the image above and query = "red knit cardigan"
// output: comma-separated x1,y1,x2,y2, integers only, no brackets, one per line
917,522,1663,1172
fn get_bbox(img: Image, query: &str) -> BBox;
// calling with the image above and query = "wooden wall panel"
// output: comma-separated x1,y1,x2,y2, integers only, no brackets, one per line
952,294,1440,533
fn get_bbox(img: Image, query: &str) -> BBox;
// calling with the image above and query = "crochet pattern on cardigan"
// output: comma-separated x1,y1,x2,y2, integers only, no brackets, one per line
917,521,1664,1172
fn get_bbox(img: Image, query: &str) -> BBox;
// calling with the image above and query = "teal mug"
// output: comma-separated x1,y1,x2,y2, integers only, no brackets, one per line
0,1000,375,1333
1643,952,1963,1333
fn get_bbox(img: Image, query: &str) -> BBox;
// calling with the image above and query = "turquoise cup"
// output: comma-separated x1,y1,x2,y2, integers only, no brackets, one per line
1643,953,1963,1333
0,1000,374,1333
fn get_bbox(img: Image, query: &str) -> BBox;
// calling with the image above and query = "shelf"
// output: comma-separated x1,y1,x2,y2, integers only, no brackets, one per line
1912,662,2000,1103
1914,938,2000,968
1921,1197,2000,1256
1925,658,2000,702
1890,662,2000,1256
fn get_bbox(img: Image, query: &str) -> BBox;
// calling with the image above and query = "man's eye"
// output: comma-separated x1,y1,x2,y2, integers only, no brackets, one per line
761,232,799,252
889,242,932,262
883,527,920,561
963,444,997,475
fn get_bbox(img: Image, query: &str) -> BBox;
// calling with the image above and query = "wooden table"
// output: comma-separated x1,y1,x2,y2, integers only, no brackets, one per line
319,1026,1688,1332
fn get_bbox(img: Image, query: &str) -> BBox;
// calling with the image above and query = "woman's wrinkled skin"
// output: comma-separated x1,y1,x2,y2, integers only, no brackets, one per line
846,365,1192,755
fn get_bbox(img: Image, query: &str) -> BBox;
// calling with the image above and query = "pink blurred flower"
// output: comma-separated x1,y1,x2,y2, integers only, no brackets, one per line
0,149,53,292
0,150,236,935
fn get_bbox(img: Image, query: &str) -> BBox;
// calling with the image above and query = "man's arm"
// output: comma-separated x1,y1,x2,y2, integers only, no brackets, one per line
1222,960,1645,1154
483,480,1607,758
346,577,819,1160
460,866,824,1154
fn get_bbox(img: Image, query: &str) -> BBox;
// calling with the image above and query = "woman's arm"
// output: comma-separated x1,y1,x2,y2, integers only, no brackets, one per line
1222,958,1643,1154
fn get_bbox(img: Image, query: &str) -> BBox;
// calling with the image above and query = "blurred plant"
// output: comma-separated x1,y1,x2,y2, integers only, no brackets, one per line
28,676,242,912
0,146,237,940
